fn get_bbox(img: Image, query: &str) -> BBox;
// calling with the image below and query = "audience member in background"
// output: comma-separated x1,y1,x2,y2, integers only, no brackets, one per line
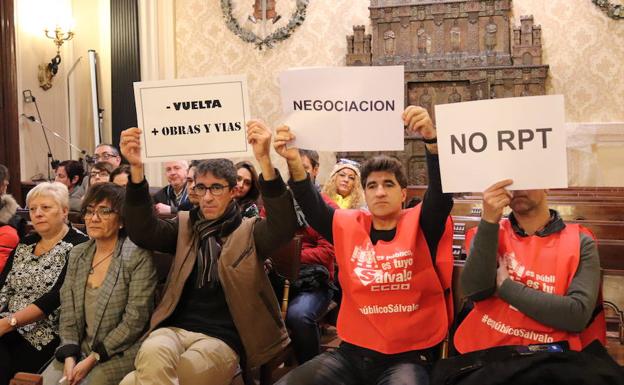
233,161,260,218
185,160,201,206
0,165,26,240
286,195,338,364
55,160,85,212
89,162,114,187
153,160,193,215
299,150,320,190
0,194,19,274
118,120,297,385
406,196,422,209
0,165,19,270
82,144,123,190
0,182,88,385
42,183,157,385
93,144,122,170
322,159,365,209
0,166,8,196
110,165,131,187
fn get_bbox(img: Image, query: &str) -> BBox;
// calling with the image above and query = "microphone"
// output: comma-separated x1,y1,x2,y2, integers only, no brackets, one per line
20,113,38,122
21,113,94,164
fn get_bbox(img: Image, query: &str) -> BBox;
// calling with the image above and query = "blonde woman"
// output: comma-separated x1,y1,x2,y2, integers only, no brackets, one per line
322,159,365,209
0,182,88,385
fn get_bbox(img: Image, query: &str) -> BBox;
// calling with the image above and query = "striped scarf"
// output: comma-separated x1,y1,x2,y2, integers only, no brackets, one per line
190,202,242,288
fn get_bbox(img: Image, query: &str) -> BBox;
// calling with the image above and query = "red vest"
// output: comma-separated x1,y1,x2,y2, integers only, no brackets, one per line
332,205,454,354
454,220,606,353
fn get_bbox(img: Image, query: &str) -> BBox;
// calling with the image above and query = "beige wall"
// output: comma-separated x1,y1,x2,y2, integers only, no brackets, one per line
174,0,624,184
15,0,623,184
16,0,111,181
175,0,371,182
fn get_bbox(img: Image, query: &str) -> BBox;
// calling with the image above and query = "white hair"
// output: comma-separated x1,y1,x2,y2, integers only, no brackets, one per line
26,182,69,210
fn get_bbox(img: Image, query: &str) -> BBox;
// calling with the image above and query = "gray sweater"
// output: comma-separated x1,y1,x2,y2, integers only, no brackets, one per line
461,210,600,333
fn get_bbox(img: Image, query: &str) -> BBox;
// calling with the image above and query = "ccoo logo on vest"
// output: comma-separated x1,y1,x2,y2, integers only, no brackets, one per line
350,243,413,292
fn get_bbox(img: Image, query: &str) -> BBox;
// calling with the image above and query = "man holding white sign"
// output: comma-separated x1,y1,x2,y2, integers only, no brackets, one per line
273,105,454,385
118,121,297,385
454,179,605,353
432,179,612,384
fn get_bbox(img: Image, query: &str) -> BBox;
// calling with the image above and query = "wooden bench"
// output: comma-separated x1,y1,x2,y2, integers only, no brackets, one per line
451,199,624,222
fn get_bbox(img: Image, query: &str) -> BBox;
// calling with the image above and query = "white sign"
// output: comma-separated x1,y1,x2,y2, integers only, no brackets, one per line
134,76,252,162
279,66,405,152
435,95,567,193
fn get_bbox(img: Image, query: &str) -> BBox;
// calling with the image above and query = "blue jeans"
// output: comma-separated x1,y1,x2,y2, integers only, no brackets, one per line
275,343,430,385
285,288,333,364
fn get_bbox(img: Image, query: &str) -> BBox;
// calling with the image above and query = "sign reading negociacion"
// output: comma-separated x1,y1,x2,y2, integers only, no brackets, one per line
134,75,251,162
280,66,405,152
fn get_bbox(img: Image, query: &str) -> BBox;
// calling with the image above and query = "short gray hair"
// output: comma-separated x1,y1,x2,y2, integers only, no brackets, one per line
26,182,69,210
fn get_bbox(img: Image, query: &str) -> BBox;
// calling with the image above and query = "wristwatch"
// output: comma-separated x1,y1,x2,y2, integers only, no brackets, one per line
8,315,18,329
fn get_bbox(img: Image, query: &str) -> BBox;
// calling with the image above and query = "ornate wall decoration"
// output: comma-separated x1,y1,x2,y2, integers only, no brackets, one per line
175,0,624,184
343,0,550,185
221,0,309,49
592,0,623,20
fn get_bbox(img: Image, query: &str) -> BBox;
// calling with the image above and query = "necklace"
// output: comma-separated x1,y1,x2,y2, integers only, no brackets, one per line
35,226,69,256
89,251,114,275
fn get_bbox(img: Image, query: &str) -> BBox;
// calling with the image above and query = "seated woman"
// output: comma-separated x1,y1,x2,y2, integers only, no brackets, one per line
321,159,365,209
42,183,157,385
0,182,88,385
89,162,114,187
109,165,131,187
233,161,260,218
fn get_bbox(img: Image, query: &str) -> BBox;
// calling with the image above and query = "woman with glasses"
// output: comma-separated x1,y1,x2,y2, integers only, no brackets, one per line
322,159,365,209
89,162,114,187
42,182,157,385
233,161,260,218
0,182,88,385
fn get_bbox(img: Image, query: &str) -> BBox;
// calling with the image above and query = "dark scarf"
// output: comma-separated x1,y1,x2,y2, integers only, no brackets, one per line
190,202,242,288
166,184,189,209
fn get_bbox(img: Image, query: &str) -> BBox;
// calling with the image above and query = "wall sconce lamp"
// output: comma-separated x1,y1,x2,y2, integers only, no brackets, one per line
38,26,74,90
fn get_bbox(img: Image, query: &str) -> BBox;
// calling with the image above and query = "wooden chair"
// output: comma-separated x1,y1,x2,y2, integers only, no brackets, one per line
440,262,466,359
9,373,42,385
258,235,302,385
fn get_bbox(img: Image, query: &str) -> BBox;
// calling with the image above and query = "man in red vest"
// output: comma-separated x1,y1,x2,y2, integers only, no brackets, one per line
272,106,454,385
454,180,605,353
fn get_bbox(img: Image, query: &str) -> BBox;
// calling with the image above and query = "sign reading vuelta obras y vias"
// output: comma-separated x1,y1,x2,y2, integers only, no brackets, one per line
133,75,252,162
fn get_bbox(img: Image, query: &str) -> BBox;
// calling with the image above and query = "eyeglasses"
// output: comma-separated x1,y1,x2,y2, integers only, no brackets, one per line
90,171,110,178
192,183,230,197
84,206,117,219
337,158,360,167
93,153,118,161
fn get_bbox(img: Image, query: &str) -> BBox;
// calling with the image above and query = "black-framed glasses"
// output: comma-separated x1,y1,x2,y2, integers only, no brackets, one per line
84,206,117,220
90,171,110,178
192,183,230,197
93,153,119,161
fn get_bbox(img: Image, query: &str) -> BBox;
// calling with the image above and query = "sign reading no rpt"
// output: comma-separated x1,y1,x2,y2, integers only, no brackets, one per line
435,95,567,193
